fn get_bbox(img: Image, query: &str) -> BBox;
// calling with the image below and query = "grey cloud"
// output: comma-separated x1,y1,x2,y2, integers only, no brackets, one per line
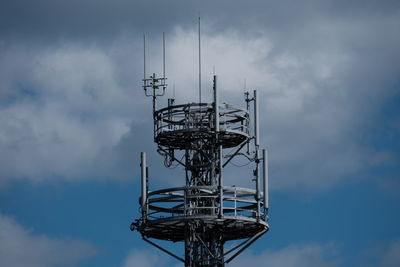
163,19,400,190
0,1,399,192
0,40,146,182
0,213,98,267
1,0,399,43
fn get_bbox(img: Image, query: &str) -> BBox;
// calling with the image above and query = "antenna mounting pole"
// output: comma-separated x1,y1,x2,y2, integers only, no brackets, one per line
143,34,146,81
163,32,166,82
198,17,202,104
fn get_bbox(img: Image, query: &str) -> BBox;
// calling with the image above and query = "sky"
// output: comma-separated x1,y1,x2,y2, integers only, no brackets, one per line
0,0,400,266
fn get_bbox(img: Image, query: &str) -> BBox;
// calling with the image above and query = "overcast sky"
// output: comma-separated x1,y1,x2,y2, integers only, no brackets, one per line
1,1,400,266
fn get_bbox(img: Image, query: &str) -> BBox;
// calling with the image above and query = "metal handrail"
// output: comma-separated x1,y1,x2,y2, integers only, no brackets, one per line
154,103,250,138
142,186,265,220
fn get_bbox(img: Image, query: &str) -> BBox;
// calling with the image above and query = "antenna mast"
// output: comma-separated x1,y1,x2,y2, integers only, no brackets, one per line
132,27,269,267
143,34,146,81
198,16,202,104
163,32,166,80
142,33,167,116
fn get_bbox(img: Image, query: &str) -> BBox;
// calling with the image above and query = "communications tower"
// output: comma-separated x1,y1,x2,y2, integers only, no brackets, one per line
130,32,269,266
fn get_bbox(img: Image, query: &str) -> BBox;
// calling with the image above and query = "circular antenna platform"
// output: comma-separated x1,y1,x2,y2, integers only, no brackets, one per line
137,186,268,242
154,103,250,149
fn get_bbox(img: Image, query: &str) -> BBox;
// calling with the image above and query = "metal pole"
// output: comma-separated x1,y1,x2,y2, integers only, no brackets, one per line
245,91,250,154
168,98,173,130
214,75,219,132
219,145,223,217
254,90,261,218
141,152,147,219
163,32,165,80
255,150,260,218
262,149,269,214
234,187,237,217
143,34,146,80
198,17,202,104
254,90,259,147
214,75,223,217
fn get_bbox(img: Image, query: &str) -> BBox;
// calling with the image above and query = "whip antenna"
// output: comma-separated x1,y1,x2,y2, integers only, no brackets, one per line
163,32,166,81
198,17,202,104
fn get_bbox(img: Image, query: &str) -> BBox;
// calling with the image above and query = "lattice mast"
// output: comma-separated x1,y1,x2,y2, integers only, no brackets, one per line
130,32,269,267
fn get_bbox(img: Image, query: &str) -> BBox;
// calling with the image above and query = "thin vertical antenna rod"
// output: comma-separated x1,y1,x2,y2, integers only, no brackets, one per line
254,90,260,147
219,145,223,217
254,90,261,217
163,32,166,80
141,152,147,219
213,75,219,133
143,34,146,80
262,149,269,213
198,17,202,104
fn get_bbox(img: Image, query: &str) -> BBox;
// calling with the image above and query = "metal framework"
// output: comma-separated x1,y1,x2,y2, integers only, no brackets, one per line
130,35,269,267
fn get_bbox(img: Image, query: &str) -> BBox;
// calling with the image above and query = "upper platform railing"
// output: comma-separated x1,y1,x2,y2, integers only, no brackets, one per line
154,103,250,149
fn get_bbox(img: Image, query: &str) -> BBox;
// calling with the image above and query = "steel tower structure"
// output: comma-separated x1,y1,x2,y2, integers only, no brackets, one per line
130,34,269,267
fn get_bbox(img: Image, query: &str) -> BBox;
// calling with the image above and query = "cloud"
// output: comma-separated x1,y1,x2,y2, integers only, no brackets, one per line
164,18,400,191
0,6,399,191
0,42,141,182
0,213,97,267
1,0,399,42
122,249,165,267
357,239,400,266
119,239,400,267
121,243,339,267
379,240,400,267
229,243,339,267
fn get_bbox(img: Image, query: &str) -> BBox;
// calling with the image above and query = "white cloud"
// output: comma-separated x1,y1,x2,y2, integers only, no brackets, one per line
164,20,400,191
0,213,97,267
228,243,339,267
0,43,141,182
120,239,400,267
122,248,180,267
379,240,400,267
357,238,400,266
121,243,339,267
